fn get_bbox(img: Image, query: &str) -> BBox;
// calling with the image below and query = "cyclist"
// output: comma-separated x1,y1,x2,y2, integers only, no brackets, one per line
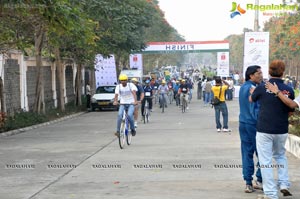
113,74,138,137
186,78,194,102
178,79,189,109
141,80,153,116
173,80,181,106
158,80,169,108
151,78,159,103
131,78,144,128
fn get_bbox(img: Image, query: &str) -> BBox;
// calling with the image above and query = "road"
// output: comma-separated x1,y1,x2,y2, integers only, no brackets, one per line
0,97,299,199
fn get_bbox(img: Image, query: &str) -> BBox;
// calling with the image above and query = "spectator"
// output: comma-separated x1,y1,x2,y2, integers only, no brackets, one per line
86,82,91,110
250,60,294,199
239,65,263,193
211,78,230,132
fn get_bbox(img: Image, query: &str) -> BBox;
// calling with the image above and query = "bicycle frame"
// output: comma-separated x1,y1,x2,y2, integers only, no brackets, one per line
143,99,150,123
118,105,132,149
181,93,187,113
160,93,167,113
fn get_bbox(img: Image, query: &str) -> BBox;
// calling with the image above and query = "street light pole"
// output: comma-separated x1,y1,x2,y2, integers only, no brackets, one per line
254,0,259,31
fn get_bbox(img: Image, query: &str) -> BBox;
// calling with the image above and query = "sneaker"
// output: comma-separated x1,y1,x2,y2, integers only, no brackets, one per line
217,129,221,132
114,132,120,137
134,121,138,128
280,189,292,196
245,184,254,193
131,129,136,136
253,180,263,190
222,128,231,132
257,195,272,199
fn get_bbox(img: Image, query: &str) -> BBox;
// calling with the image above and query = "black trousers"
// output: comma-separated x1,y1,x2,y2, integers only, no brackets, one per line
86,94,91,108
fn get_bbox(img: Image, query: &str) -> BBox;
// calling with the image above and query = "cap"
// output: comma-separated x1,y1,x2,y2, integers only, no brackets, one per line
119,74,128,81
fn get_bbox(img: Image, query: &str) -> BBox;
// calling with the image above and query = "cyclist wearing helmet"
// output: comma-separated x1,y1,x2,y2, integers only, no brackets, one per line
113,74,138,136
158,80,169,108
141,80,153,115
178,79,189,109
131,78,144,128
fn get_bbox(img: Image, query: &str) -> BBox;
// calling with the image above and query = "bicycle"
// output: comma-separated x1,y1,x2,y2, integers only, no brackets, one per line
160,93,167,113
118,105,133,149
143,98,151,123
181,93,188,113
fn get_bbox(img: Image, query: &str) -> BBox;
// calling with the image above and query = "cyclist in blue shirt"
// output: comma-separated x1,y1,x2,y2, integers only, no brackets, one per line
141,80,153,115
173,80,181,106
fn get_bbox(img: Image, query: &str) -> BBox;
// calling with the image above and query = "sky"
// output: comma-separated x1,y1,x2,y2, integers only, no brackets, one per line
158,0,288,41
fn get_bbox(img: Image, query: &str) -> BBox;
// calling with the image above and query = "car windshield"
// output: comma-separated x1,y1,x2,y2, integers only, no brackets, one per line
96,86,116,94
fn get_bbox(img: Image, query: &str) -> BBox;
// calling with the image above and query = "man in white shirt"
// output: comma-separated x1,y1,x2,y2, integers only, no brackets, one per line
113,74,138,136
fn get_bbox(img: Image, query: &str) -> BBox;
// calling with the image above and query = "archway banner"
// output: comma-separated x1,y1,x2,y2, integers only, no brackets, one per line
141,41,229,54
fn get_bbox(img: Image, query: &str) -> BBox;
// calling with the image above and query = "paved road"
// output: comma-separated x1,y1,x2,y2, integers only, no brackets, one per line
0,97,299,199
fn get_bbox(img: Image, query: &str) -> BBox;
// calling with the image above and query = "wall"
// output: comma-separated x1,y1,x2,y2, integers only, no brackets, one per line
0,52,84,115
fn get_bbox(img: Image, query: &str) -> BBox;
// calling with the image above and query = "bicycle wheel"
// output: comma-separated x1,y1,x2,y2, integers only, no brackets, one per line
145,108,150,123
182,98,186,113
126,126,132,145
119,121,126,149
143,101,148,124
146,112,149,123
161,97,165,113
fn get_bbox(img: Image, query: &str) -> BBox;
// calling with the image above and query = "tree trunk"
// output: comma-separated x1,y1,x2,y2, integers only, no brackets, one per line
75,63,82,106
54,47,65,112
33,25,45,114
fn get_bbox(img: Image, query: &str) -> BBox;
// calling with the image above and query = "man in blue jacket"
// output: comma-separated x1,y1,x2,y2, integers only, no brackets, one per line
239,65,263,193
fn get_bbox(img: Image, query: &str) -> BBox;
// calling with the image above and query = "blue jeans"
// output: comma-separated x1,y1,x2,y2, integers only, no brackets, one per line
256,132,290,199
204,92,212,105
239,122,262,185
214,102,228,129
116,104,135,132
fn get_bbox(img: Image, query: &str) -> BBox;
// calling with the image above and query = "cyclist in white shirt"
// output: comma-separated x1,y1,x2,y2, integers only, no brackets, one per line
158,80,169,108
113,74,138,136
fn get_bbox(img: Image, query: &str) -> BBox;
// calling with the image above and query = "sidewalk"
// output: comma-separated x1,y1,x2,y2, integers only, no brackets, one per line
0,97,299,199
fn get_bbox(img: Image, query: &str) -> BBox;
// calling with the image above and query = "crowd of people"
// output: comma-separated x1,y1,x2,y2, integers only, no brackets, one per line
112,60,296,199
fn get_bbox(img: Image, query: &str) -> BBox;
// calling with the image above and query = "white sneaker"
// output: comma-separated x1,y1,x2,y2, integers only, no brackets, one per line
217,129,221,132
134,121,138,128
222,128,231,132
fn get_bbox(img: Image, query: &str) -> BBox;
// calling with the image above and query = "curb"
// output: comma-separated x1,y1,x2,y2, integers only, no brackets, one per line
0,112,86,138
286,134,300,159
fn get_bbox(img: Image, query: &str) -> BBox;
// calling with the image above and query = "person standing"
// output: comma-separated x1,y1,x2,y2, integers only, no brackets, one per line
226,77,234,100
250,60,294,199
86,82,91,110
197,78,203,100
239,65,263,193
204,78,212,106
211,78,230,132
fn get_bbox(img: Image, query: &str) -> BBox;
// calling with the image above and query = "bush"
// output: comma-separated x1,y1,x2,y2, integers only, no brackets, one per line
3,111,48,132
289,109,300,137
0,99,86,133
